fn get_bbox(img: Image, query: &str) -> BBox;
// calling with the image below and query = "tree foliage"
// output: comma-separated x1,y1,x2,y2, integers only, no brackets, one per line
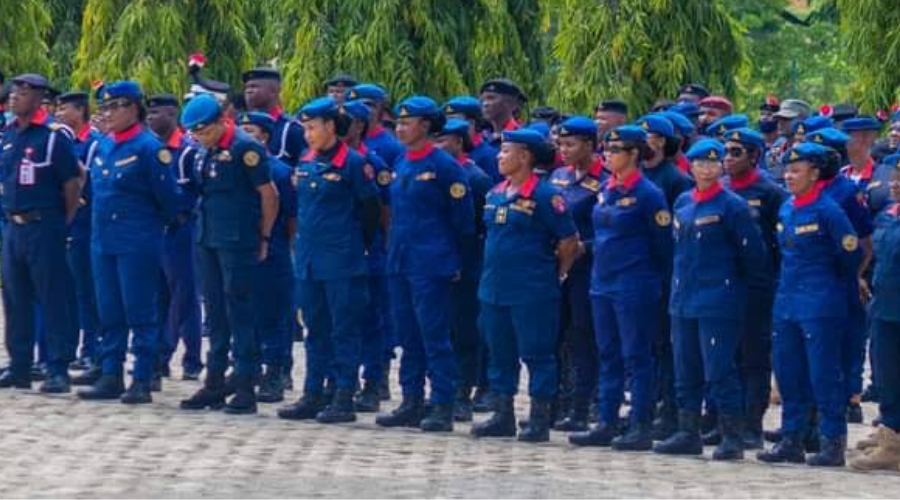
0,0,54,78
838,0,900,111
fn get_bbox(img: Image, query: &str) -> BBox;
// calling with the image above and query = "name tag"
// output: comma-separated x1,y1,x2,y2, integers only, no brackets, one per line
581,178,600,192
494,206,508,224
321,172,342,181
18,159,35,186
747,199,762,207
695,214,721,226
551,178,570,187
616,196,636,207
868,181,882,190
795,223,820,235
510,202,534,215
115,155,138,167
416,171,437,181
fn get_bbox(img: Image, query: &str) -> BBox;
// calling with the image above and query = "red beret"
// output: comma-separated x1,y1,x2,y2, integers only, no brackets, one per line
699,96,733,113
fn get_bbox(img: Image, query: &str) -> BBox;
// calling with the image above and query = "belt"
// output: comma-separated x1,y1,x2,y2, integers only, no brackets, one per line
8,211,42,225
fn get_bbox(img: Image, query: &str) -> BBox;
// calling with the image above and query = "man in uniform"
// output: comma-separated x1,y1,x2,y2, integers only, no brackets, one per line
479,78,526,147
444,95,499,182
348,83,404,167
676,83,710,104
242,67,305,167
697,96,733,132
593,100,629,146
324,75,357,104
0,74,80,392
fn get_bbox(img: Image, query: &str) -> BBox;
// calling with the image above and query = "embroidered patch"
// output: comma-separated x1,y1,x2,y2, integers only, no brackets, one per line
416,171,437,181
322,172,342,181
616,196,637,207
551,195,567,214
243,150,260,168
157,149,173,164
747,199,762,207
794,223,820,235
377,170,393,186
695,214,721,226
581,178,600,192
655,210,672,227
450,182,467,199
842,234,859,252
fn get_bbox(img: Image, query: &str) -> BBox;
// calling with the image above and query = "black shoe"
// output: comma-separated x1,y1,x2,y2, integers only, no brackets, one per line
764,428,781,443
30,364,47,382
453,389,473,422
757,434,805,463
651,413,678,441
472,387,493,413
518,399,552,443
316,389,357,424
805,436,846,467
223,389,258,415
257,366,285,404
278,393,325,420
471,396,516,438
803,428,821,453
223,372,237,397
0,370,31,389
554,398,589,432
861,385,879,403
182,366,203,381
702,427,722,446
354,382,381,413
611,422,652,451
71,366,102,386
69,358,92,371
39,374,71,394
712,415,745,461
847,403,864,424
569,422,619,447
180,386,226,410
121,380,152,404
375,398,425,428
742,407,766,450
421,403,454,432
653,411,702,455
77,375,125,400
150,374,162,393
700,411,718,435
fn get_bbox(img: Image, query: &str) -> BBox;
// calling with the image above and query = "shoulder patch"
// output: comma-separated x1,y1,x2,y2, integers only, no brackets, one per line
450,182,467,199
551,194,567,214
842,234,859,252
377,170,393,186
655,210,672,227
243,150,261,168
157,149,173,165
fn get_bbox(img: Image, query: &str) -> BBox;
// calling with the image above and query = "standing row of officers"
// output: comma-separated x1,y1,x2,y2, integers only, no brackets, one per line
2,68,900,473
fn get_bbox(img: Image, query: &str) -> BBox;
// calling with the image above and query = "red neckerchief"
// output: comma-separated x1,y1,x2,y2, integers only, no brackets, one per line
471,132,483,147
888,203,900,217
217,120,236,149
675,154,690,174
406,141,434,161
456,153,470,167
112,123,142,144
692,180,723,203
793,180,826,207
842,157,874,181
496,172,539,197
301,142,349,168
268,106,283,120
503,118,519,131
167,128,184,149
14,108,50,128
76,124,92,142
729,169,760,191
366,125,386,139
606,169,641,191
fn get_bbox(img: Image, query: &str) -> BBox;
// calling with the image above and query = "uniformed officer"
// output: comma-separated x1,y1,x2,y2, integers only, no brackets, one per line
543,117,605,433
238,112,297,404
324,74,357,104
705,114,749,141
338,99,394,411
479,79,525,147
0,74,80,392
594,100,629,145
275,97,380,424
676,83,710,104
145,94,203,383
53,91,102,377
758,143,861,467
178,94,278,414
242,67,306,166
469,128,579,443
657,111,696,175
722,128,787,449
867,153,899,215
653,139,767,460
569,125,673,450
697,96,733,131
435,118,493,422
76,81,180,404
443,96,500,182
347,84,404,167
374,96,475,432
841,116,888,213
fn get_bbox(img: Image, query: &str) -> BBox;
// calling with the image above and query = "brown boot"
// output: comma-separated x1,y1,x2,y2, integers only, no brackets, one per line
849,427,900,471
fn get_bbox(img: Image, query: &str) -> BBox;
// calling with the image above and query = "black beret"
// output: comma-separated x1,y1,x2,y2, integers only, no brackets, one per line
146,94,180,108
242,67,281,83
479,78,527,102
11,73,50,89
678,83,709,99
56,91,89,106
595,99,628,115
324,74,357,87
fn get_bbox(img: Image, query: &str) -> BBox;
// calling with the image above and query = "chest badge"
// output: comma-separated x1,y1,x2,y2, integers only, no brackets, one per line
157,149,173,164
842,234,859,252
243,150,261,168
450,182,467,199
655,210,672,227
494,206,508,224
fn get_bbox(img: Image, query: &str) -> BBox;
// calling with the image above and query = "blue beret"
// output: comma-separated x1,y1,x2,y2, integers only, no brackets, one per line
723,127,765,149
804,127,849,149
841,116,882,132
525,122,551,139
146,94,179,108
707,114,749,136
637,114,675,139
341,100,370,123
686,138,725,162
396,96,441,119
503,128,547,149
557,116,597,139
783,142,831,165
795,115,833,135
439,118,471,138
443,96,481,118
298,97,339,122
242,67,281,83
180,94,222,131
102,80,143,102
239,112,276,135
669,101,701,118
11,73,50,89
348,83,387,102
657,111,695,137
604,125,648,143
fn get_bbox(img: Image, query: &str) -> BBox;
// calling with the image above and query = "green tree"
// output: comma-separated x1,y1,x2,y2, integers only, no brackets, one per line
838,0,900,111
0,0,54,78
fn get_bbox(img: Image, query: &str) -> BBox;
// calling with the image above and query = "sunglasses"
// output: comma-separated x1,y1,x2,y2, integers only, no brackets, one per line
725,147,746,157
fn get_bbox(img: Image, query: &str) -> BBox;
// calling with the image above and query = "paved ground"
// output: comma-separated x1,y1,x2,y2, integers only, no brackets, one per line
0,342,898,498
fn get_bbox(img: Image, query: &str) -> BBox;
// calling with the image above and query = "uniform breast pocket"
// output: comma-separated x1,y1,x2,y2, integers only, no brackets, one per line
609,204,643,233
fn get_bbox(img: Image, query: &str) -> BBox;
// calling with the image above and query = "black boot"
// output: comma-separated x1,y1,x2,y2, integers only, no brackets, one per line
518,399,552,443
651,408,678,441
805,436,846,467
180,385,227,410
847,402,864,424
569,421,619,447
71,366,102,386
611,421,652,451
0,369,32,389
471,395,516,438
653,410,702,455
757,434,805,463
354,381,381,413
375,398,425,428
223,371,237,397
223,376,257,415
421,403,454,432
121,380,152,405
702,426,722,446
277,393,325,420
554,397,589,432
712,414,745,460
257,365,285,404
453,388,473,422
316,388,357,424
471,387,493,413
39,374,71,394
742,406,766,450
77,374,125,400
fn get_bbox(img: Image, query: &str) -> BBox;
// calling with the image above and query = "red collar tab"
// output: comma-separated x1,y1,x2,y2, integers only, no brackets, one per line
331,142,349,168
366,125,386,139
888,203,900,217
167,128,184,149
675,154,690,174
112,123,142,144
503,118,519,131
607,169,642,190
498,173,539,198
405,141,435,161
303,142,350,168
589,156,604,177
471,132,482,147
29,108,49,126
456,153,470,166
355,142,368,156
692,180,723,203
843,158,874,180
76,124,92,142
793,180,825,207
729,169,760,190
269,106,284,120
217,120,236,150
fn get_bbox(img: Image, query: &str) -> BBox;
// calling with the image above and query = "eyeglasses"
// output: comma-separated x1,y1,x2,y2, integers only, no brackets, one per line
605,145,635,155
99,99,133,112
725,147,746,157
